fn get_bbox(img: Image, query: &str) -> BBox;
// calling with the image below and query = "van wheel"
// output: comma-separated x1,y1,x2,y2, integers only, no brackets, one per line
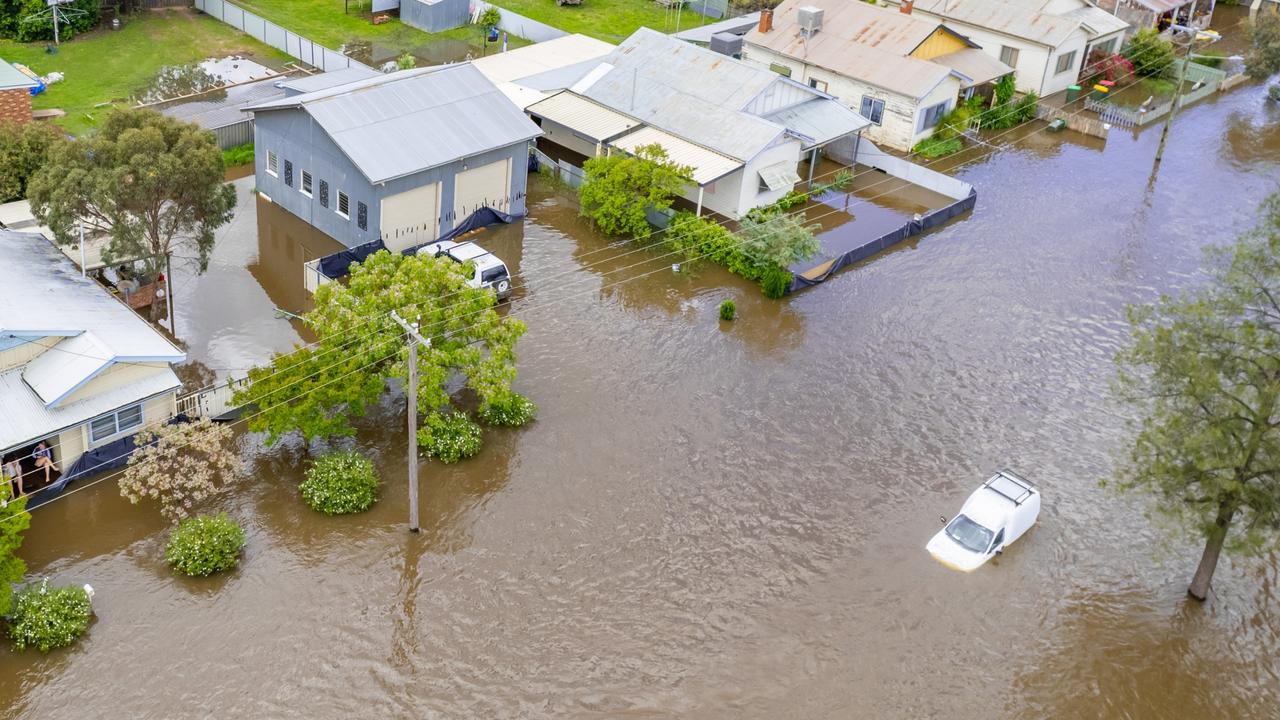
497,280,510,293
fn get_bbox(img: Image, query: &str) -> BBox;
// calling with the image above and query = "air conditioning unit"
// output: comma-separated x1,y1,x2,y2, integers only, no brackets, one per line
797,6,824,36
709,32,744,58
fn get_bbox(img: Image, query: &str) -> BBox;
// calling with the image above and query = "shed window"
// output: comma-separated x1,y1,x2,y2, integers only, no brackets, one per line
266,150,278,177
337,190,350,219
319,180,329,208
860,96,885,125
301,170,313,197
284,160,293,187
999,45,1020,68
89,403,144,444
807,78,828,93
1055,50,1077,75
918,101,949,131
357,201,368,231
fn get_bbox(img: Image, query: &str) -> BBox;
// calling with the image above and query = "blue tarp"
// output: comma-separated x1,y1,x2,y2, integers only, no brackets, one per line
315,207,519,281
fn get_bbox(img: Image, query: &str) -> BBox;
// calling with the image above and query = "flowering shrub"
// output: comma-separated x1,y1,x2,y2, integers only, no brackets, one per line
419,411,483,463
477,392,537,427
119,418,241,524
300,452,380,515
164,513,246,576
7,579,92,652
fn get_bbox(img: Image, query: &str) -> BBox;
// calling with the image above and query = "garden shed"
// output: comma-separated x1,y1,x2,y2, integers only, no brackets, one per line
400,0,471,33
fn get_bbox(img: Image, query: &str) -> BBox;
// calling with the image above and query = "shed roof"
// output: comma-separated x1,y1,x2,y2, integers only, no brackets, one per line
526,91,640,143
278,66,381,95
898,0,1103,46
244,64,541,185
609,125,743,185
933,47,1016,87
159,75,289,130
470,34,614,84
673,11,762,43
0,58,37,91
763,98,872,149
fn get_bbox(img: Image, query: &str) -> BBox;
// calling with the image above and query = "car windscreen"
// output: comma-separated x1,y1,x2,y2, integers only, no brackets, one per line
481,266,508,283
946,514,994,554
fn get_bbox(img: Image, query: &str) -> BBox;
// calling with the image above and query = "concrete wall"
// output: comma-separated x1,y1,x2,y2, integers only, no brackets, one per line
401,0,470,33
254,107,531,248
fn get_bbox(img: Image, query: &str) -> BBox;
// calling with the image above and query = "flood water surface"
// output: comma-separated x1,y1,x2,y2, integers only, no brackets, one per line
2,79,1279,718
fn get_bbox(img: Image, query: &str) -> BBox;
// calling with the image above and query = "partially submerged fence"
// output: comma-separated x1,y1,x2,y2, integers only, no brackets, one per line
194,0,374,72
474,1,567,42
531,147,585,188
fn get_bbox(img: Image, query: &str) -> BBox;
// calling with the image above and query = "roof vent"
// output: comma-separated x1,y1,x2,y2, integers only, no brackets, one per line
797,6,824,37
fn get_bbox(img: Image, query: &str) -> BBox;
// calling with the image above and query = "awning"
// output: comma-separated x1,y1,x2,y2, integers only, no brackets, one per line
527,90,641,143
934,49,1015,89
757,161,801,192
765,98,872,150
610,126,743,186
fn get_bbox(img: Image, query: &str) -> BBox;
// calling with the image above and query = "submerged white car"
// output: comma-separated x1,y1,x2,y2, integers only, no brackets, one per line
927,470,1040,572
417,240,512,300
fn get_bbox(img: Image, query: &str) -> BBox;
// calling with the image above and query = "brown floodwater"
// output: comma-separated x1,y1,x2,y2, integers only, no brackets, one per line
3,73,1280,718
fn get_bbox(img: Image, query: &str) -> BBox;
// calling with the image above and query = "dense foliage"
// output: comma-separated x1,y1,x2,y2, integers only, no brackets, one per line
164,513,246,577
234,251,527,459
663,212,795,298
914,135,963,159
1112,192,1280,601
221,143,254,168
300,451,380,515
0,482,30,617
0,0,98,42
739,209,821,272
28,109,236,323
579,144,693,237
0,121,64,203
119,418,241,524
479,7,501,29
420,411,483,463
1245,8,1280,81
719,298,736,321
1123,28,1176,79
6,579,91,652
477,391,537,427
1083,52,1135,85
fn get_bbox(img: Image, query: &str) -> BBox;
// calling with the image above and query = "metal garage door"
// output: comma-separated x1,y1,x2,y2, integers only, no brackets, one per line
380,181,439,252
452,159,511,221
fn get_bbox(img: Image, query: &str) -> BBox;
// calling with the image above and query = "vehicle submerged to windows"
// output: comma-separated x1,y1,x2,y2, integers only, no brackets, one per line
417,240,512,301
927,470,1041,572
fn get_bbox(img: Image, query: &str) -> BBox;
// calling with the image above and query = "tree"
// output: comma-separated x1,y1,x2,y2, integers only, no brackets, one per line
232,250,530,453
118,418,241,524
0,120,64,203
1123,28,1177,79
579,144,693,237
0,483,30,616
738,209,821,271
27,108,236,324
1112,192,1280,601
1245,8,1280,81
0,0,98,42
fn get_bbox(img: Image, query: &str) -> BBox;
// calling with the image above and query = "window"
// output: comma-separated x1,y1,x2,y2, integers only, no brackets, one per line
266,150,278,177
89,403,144,444
768,62,792,78
319,180,329,208
859,96,885,125
918,101,949,131
284,160,293,187
337,190,350,219
357,201,368,231
1055,50,1077,75
999,45,1020,68
807,77,828,93
990,529,1005,553
301,170,313,197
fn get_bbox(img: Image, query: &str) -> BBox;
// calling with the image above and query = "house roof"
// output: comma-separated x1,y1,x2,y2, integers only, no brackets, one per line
897,0,1121,46
1060,5,1131,36
526,91,641,143
278,66,380,95
470,34,615,84
765,0,971,55
609,126,743,185
763,98,873,149
244,64,542,185
934,47,1016,87
0,230,184,415
673,11,762,43
1122,0,1190,12
0,58,37,91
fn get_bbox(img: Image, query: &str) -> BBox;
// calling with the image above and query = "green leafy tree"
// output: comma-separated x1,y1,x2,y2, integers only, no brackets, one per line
738,210,820,271
1112,193,1280,601
0,0,98,41
1245,8,1280,81
233,251,529,454
479,7,501,29
27,108,236,324
1123,28,1177,78
0,483,30,616
0,121,64,203
579,144,693,237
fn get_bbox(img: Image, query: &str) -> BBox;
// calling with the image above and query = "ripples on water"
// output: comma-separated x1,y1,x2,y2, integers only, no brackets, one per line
2,81,1278,719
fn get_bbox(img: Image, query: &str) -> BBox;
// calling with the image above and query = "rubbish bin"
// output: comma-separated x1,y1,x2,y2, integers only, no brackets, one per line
1092,83,1110,100
1066,84,1081,103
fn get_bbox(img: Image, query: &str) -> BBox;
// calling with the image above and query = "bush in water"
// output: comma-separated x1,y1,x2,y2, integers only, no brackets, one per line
164,513,246,577
7,579,92,652
301,451,380,516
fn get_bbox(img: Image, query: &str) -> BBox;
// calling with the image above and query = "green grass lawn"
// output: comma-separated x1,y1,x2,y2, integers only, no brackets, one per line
488,0,714,43
0,9,291,135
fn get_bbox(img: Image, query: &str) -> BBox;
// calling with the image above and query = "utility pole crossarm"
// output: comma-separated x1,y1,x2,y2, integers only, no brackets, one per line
391,311,431,533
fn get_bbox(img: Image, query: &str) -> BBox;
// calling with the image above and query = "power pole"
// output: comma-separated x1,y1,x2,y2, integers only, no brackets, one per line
391,311,430,532
1154,25,1216,169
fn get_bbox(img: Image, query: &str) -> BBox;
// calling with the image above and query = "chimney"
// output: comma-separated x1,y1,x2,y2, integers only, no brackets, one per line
900,0,914,14
759,8,774,33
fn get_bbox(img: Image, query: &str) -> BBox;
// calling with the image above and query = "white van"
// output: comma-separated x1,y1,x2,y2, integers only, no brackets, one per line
417,240,512,301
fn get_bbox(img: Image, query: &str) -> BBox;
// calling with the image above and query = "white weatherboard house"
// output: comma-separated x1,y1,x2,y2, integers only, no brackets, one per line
0,230,185,493
524,28,871,219
743,0,1014,152
882,0,1129,97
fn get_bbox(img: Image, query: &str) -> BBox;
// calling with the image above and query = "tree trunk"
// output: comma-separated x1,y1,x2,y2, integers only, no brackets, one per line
1188,503,1235,601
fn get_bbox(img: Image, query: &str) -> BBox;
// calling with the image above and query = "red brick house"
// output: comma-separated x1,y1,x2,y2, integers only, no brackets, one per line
0,59,37,125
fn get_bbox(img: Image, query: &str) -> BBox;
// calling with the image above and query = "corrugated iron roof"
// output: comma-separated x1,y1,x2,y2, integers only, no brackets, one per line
1123,0,1189,13
764,98,872,149
159,76,288,130
245,64,542,185
526,91,640,142
933,48,1015,87
1062,5,1132,36
764,0,963,56
610,126,743,185
673,11,761,43
898,0,1113,47
470,34,614,84
0,58,37,91
278,66,380,95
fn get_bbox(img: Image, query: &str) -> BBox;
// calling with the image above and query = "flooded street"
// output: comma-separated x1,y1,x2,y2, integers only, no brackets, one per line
3,76,1280,718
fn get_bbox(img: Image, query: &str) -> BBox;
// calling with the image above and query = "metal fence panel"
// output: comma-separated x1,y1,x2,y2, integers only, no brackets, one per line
195,0,372,72
214,120,254,149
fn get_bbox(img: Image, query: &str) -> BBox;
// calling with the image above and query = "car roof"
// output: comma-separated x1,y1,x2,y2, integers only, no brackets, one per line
960,486,1015,530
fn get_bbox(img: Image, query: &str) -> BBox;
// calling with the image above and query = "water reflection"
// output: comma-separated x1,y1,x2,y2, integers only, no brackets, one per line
135,56,276,104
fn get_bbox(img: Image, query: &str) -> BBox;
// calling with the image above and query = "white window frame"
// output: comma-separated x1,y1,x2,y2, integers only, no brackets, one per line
266,150,278,177
88,402,145,445
807,77,828,93
336,190,350,219
300,170,313,198
1055,50,1077,75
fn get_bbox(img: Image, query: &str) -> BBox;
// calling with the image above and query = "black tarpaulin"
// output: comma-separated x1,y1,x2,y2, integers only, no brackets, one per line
317,238,387,279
